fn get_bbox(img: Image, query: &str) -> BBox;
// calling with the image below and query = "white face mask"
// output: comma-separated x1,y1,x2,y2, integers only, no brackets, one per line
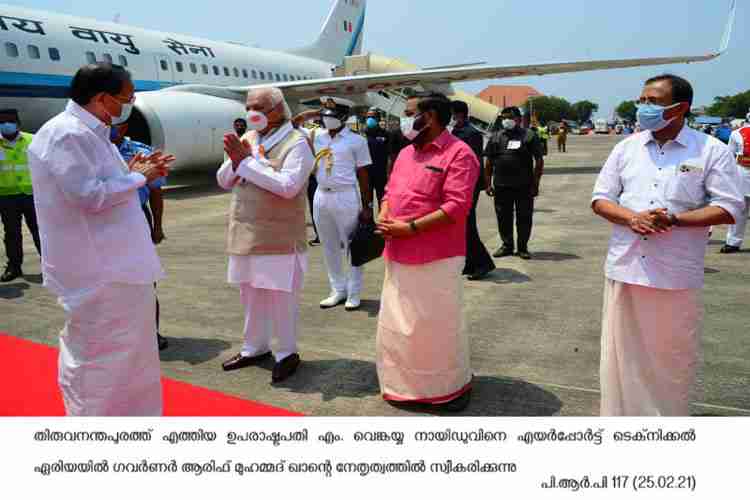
246,110,269,131
323,116,342,130
502,119,517,130
111,103,133,126
400,114,426,141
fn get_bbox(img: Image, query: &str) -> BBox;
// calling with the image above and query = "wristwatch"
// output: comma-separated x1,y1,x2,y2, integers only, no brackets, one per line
668,213,680,227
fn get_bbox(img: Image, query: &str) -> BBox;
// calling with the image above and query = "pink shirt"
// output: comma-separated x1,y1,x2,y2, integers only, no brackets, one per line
383,130,479,265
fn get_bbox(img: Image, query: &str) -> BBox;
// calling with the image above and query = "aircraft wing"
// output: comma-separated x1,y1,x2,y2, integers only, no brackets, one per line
169,0,735,102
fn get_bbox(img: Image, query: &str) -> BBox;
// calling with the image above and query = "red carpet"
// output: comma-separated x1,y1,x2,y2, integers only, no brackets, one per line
0,333,302,416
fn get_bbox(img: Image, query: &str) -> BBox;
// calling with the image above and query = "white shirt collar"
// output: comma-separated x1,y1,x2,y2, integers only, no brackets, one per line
642,124,691,148
65,100,107,133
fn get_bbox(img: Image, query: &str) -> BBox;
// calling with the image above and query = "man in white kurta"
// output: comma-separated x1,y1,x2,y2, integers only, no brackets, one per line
721,112,750,253
592,75,744,416
27,64,172,416
218,88,314,383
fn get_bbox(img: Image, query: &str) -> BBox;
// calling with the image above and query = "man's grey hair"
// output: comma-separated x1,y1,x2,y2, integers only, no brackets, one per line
247,87,291,120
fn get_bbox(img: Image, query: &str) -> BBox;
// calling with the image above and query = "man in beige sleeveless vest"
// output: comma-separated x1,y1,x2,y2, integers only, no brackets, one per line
218,88,314,383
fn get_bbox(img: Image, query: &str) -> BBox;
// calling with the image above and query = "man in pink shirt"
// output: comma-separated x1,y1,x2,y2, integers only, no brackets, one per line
376,92,479,412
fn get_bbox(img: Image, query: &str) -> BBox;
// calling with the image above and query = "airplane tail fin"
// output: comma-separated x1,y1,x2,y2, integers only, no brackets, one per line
288,0,366,65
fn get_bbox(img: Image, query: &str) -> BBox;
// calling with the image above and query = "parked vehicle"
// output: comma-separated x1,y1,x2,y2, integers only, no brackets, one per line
563,120,580,135
594,119,609,134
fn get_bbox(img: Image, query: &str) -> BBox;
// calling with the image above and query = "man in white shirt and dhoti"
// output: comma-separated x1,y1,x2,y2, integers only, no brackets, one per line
218,87,314,383
28,63,174,416
294,97,373,311
592,74,744,416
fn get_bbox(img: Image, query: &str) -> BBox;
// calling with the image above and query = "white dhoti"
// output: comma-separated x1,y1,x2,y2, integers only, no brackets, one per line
376,256,471,403
600,279,703,416
58,283,162,416
230,254,306,362
313,187,363,296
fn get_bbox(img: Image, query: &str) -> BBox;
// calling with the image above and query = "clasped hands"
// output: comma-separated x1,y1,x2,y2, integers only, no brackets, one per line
376,217,413,240
128,151,174,182
224,133,267,170
629,208,676,235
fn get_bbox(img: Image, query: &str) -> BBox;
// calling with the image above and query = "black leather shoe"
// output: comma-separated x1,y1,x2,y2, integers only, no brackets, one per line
308,237,320,246
272,353,300,383
720,244,741,254
434,389,472,412
222,351,272,371
467,265,494,281
517,250,532,260
492,246,514,258
0,267,22,282
157,333,168,351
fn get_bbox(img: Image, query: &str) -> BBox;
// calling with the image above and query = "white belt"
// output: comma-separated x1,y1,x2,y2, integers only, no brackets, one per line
318,185,356,193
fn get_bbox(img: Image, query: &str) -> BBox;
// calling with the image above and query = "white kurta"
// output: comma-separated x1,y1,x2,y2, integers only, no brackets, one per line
376,256,472,403
217,122,314,361
217,122,312,292
28,101,164,416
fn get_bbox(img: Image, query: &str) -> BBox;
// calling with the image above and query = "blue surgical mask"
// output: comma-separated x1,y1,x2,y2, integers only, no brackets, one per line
111,103,133,125
0,122,18,137
636,103,680,132
366,117,378,129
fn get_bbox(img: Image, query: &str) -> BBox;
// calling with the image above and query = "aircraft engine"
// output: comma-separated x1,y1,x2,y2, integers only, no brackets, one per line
127,90,246,171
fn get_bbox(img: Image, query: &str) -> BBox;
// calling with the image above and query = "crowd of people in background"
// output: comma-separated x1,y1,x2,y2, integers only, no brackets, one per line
4,60,749,417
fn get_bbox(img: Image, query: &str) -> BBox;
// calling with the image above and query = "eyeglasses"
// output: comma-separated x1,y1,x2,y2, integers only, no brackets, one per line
108,93,135,105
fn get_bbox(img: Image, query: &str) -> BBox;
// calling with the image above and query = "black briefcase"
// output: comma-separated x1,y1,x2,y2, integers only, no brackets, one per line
349,220,385,267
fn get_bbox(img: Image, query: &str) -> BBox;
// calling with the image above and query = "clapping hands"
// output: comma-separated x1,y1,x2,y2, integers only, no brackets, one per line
128,151,174,182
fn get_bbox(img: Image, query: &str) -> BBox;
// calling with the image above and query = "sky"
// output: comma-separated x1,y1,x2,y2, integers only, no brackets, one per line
6,0,747,118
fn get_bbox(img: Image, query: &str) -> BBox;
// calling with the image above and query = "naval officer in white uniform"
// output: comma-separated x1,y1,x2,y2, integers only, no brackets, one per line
295,97,373,311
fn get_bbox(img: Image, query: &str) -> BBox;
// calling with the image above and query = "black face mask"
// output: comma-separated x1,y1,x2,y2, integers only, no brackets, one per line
413,114,428,132
410,113,433,144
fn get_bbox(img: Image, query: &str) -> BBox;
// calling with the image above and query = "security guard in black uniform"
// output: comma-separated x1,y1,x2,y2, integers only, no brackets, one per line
364,108,391,211
450,100,495,280
484,107,544,260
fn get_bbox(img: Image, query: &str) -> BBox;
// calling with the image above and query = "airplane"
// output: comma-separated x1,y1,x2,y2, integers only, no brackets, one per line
0,0,737,170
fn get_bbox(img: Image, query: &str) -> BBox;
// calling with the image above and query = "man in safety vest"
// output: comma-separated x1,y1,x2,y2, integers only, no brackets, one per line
530,118,550,156
721,111,750,253
0,109,40,282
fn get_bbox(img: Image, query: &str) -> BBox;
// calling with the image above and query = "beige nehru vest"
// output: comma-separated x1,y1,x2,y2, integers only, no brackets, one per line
227,128,309,256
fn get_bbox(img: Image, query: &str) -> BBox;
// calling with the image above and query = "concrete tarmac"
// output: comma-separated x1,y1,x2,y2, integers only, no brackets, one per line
2,134,749,416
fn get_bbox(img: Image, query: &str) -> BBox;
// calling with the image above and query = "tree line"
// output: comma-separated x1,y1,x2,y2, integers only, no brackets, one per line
521,97,599,124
